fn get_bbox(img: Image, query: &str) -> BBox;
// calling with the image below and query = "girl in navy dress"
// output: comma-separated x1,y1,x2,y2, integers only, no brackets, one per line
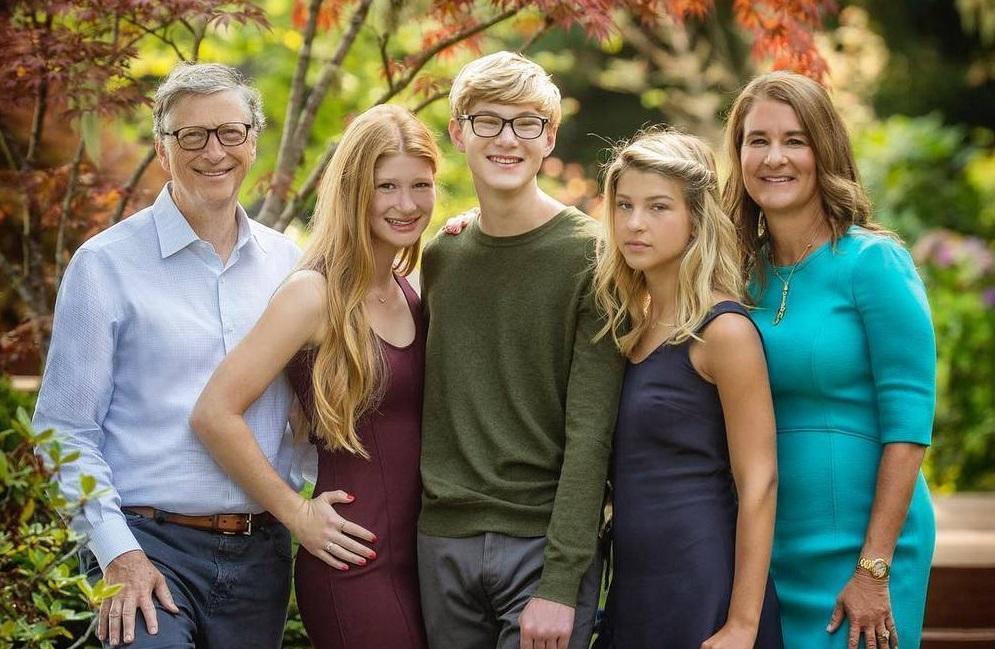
593,129,782,649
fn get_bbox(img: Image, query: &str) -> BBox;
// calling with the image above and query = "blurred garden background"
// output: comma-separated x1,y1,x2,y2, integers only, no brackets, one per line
1,0,994,646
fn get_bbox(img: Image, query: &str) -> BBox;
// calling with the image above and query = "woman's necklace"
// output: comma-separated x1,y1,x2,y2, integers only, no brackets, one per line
769,225,824,326
369,278,393,305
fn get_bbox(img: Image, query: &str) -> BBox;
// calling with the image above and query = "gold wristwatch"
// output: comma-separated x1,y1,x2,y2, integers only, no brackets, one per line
857,556,890,579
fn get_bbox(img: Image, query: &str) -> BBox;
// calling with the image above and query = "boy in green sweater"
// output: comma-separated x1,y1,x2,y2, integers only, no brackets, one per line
418,51,625,649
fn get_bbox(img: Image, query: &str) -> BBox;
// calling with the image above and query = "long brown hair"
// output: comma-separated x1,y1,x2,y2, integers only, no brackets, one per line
300,104,440,455
594,128,744,355
722,71,893,287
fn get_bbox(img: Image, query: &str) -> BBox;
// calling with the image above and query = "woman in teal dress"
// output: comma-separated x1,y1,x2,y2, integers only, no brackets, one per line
722,71,936,649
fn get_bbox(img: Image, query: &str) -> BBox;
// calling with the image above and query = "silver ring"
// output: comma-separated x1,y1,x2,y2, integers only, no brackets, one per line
323,541,335,553
338,520,347,532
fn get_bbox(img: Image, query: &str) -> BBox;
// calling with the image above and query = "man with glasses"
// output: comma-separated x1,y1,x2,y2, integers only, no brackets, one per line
417,51,625,649
33,62,309,648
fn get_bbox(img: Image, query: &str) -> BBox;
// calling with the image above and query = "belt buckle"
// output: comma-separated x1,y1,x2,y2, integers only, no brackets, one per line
219,513,252,536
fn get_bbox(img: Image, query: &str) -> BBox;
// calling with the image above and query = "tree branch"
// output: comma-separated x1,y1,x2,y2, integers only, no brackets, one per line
268,0,323,205
25,14,53,168
120,17,188,61
520,16,554,52
110,145,157,225
67,618,98,649
0,123,22,169
273,139,337,232
412,88,450,115
374,9,519,106
258,0,375,226
290,0,375,145
379,32,394,91
55,137,87,287
0,249,38,316
268,8,520,231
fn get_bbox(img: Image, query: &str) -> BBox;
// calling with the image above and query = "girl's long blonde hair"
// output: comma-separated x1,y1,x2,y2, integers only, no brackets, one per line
594,128,744,355
300,104,439,455
722,71,894,288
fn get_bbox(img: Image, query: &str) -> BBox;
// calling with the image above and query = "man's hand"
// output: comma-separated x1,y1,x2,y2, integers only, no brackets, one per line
98,550,179,646
519,596,575,649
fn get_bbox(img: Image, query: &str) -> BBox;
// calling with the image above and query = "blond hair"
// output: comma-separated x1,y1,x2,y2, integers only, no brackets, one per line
722,71,894,288
449,51,562,128
594,128,744,355
300,104,440,455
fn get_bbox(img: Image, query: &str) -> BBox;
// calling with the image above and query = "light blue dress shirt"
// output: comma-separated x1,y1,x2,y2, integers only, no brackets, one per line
33,184,314,570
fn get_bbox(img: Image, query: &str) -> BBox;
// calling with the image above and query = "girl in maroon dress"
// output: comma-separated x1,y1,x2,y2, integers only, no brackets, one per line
192,104,440,649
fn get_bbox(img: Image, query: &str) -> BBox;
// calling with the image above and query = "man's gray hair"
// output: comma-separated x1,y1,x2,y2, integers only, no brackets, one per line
152,62,265,137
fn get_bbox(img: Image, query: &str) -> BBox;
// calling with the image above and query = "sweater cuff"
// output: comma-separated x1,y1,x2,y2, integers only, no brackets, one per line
534,565,583,608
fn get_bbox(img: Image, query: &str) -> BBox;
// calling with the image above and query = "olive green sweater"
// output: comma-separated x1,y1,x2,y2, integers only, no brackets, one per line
418,207,625,607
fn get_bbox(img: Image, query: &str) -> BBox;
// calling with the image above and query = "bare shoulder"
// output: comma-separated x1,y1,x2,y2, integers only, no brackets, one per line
701,310,761,349
271,269,328,322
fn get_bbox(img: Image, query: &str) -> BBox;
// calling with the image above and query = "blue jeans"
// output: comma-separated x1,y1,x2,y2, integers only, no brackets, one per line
80,510,292,648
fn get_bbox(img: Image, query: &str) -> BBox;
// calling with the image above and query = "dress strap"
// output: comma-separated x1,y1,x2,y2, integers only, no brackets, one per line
395,273,424,340
694,300,762,339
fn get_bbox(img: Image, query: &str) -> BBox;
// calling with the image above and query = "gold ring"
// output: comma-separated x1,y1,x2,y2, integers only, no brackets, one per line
880,630,890,639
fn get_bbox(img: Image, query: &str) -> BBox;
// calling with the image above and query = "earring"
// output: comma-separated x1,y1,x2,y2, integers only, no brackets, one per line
757,212,767,239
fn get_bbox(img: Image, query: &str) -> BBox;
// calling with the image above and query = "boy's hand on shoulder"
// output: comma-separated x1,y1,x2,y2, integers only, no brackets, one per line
519,596,575,649
442,206,479,235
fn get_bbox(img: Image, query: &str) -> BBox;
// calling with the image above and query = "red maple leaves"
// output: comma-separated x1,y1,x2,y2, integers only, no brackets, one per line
290,0,831,80
734,0,835,79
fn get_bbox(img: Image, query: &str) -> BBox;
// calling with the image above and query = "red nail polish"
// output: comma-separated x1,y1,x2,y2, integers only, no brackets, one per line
339,565,349,571
369,551,377,560
346,494,355,501
371,535,378,543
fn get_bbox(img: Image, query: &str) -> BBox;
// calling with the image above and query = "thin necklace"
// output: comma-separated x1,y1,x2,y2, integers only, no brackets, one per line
769,225,823,326
370,278,393,305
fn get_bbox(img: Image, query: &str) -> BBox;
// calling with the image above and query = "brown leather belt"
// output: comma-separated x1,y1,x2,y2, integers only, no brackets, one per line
124,507,278,536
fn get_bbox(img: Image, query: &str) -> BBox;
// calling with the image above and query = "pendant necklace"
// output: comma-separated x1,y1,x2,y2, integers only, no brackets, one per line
769,224,823,326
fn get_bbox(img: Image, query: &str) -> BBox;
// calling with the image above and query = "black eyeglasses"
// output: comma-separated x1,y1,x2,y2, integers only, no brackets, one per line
162,122,253,151
458,113,549,140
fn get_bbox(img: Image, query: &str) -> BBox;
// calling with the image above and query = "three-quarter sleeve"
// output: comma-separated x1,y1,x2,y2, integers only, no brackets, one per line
33,247,141,569
851,238,936,446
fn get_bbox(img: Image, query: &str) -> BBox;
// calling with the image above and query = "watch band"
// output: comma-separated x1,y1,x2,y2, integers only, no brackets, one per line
857,556,890,579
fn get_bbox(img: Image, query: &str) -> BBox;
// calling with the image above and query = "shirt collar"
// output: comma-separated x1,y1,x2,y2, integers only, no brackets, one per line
151,183,268,258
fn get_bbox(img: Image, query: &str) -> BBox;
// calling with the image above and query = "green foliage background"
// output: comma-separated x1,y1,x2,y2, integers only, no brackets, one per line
2,0,993,646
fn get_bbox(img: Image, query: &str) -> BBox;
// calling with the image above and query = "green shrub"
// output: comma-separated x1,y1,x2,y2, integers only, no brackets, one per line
855,115,995,491
0,401,119,649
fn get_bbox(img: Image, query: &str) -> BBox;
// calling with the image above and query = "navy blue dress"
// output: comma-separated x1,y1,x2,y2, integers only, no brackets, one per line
597,302,783,649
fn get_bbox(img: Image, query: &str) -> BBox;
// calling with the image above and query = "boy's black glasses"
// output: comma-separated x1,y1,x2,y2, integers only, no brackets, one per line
161,122,253,151
458,114,549,140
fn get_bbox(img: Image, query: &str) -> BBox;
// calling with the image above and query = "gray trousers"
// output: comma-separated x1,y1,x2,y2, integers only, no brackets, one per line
80,510,292,649
417,532,601,649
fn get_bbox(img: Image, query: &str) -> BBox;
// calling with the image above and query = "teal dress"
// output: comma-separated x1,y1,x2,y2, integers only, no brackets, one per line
749,226,936,649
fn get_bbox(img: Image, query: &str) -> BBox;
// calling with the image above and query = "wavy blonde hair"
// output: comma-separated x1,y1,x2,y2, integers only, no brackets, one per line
594,128,744,355
299,104,440,455
722,71,894,288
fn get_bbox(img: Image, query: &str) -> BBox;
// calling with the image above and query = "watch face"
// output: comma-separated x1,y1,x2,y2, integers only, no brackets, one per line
871,560,887,578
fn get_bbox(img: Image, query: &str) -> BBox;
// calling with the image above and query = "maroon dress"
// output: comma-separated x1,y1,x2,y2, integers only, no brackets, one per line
286,274,427,649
